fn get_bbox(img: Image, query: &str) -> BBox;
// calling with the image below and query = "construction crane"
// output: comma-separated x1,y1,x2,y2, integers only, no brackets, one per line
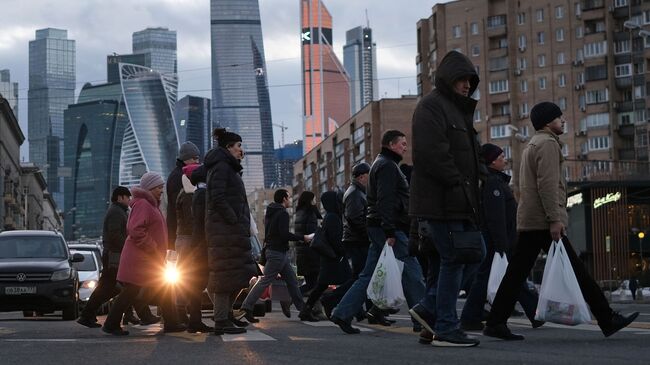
272,122,288,148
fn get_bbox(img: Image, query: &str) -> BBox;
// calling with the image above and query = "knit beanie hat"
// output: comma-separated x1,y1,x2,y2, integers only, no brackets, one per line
480,143,504,165
530,102,562,130
178,141,200,162
139,172,164,191
352,162,370,177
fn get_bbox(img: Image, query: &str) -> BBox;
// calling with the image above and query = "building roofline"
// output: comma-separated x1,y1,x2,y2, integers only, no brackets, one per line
0,96,25,144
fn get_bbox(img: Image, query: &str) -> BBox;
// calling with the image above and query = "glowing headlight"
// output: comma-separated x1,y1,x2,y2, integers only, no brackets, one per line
81,280,97,289
164,265,179,284
51,268,72,281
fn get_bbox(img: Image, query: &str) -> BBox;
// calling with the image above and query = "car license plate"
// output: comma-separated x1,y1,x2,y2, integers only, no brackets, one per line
4,287,37,295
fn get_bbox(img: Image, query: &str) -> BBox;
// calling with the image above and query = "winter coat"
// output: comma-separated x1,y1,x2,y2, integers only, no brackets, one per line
317,191,351,286
366,147,411,237
517,130,568,231
175,177,194,237
102,202,128,254
265,202,303,252
117,187,168,288
294,206,322,277
190,166,209,289
204,147,257,294
166,160,185,248
342,180,369,245
409,50,482,222
481,168,517,252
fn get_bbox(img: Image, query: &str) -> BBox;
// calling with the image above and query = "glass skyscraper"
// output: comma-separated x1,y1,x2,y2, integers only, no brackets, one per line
343,26,378,114
175,95,212,158
28,28,75,210
0,69,19,116
132,27,177,76
210,0,275,192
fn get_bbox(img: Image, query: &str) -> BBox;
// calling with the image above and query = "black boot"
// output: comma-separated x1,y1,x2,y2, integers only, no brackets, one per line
601,312,639,337
229,312,249,328
299,306,319,322
367,306,392,326
214,319,247,335
122,309,140,325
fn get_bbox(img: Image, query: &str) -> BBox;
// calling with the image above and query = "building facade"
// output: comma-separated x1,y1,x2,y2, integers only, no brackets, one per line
1,96,25,231
107,53,148,83
28,28,75,211
0,70,18,116
274,140,303,187
210,0,276,192
175,95,212,158
132,27,178,78
21,163,61,232
293,96,417,201
301,0,351,153
344,26,378,114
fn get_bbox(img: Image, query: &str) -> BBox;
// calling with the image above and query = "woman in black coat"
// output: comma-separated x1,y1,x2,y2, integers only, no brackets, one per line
298,191,352,322
294,191,322,295
204,129,257,335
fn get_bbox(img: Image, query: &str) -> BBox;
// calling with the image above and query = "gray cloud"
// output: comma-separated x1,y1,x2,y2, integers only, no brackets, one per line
0,0,435,156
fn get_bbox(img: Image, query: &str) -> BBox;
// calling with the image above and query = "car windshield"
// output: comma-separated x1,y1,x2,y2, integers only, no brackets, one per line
71,252,97,271
0,236,67,259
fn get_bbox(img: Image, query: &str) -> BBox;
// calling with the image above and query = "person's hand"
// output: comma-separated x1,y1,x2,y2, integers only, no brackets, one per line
549,221,566,242
304,233,314,243
386,237,396,247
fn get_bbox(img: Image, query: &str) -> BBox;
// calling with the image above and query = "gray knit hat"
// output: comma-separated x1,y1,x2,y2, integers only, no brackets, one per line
178,141,200,161
139,172,164,191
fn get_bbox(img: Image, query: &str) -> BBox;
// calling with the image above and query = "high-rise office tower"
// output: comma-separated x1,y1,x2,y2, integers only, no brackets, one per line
175,95,212,158
28,28,75,210
210,0,275,192
132,27,177,106
274,140,303,187
301,0,350,153
344,26,378,114
0,70,19,116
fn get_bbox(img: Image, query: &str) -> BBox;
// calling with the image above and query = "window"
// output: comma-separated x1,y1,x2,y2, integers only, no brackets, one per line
490,125,511,139
452,25,461,38
503,145,512,159
635,85,646,99
575,2,582,17
536,9,544,22
635,62,645,74
539,77,547,90
538,54,546,67
588,136,610,150
576,26,584,39
558,74,566,87
520,102,529,117
585,64,607,81
470,22,479,35
557,52,566,65
538,31,545,44
579,94,586,110
472,88,481,100
489,79,509,94
614,0,627,7
586,88,609,104
556,28,565,42
518,57,527,70
487,15,507,28
558,97,567,110
583,113,609,128
493,102,511,116
615,40,630,54
472,45,480,57
520,79,528,92
489,56,508,71
474,109,482,123
615,64,632,78
576,48,584,61
584,41,607,57
555,6,564,19
518,35,527,49
517,12,526,25
521,125,530,137
645,10,650,24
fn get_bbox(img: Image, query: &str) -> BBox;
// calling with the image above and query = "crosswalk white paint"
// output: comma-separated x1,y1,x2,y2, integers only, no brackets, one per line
220,330,276,342
301,320,374,332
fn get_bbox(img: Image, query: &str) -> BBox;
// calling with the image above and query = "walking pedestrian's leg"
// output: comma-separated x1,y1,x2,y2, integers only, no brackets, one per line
279,252,305,311
391,231,425,309
240,249,284,311
102,283,140,334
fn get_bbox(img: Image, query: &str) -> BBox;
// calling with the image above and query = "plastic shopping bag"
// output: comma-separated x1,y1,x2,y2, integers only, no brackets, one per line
487,252,508,304
366,244,405,310
535,239,591,326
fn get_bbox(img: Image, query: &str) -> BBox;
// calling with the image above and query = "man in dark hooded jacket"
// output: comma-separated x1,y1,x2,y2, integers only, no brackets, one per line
166,141,201,251
408,50,484,347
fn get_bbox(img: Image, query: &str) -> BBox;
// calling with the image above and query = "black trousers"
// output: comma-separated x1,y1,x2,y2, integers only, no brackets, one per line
104,282,177,330
80,266,151,320
486,231,613,329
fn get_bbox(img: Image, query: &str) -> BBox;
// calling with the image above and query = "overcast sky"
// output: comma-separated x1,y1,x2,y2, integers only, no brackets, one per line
0,0,439,157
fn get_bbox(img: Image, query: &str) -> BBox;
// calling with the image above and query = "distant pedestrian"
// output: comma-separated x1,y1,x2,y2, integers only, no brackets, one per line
294,190,322,295
629,276,638,301
483,102,639,340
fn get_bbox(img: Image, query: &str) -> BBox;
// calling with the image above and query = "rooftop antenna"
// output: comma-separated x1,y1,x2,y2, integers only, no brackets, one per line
365,9,370,28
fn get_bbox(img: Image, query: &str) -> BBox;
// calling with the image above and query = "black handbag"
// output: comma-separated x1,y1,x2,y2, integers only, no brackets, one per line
449,184,484,264
310,227,337,259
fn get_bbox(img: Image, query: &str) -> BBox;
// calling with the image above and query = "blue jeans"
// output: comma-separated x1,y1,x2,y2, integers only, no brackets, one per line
332,227,425,321
418,220,484,335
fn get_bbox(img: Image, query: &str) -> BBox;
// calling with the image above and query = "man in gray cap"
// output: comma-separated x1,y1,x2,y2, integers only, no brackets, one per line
166,141,200,323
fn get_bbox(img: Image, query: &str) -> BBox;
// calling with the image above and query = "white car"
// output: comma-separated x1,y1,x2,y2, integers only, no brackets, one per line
70,250,100,306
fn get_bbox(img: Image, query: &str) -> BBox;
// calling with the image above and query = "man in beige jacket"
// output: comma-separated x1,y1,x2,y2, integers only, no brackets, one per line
483,101,639,340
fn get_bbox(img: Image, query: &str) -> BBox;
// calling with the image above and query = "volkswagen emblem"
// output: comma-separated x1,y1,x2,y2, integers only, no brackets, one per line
16,273,27,282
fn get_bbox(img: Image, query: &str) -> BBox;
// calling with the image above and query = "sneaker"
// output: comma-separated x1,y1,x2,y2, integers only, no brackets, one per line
77,316,101,328
187,322,214,333
601,312,639,337
531,320,545,329
233,308,259,323
229,315,249,328
409,304,436,334
483,323,525,341
432,329,479,347
102,326,129,336
460,321,485,331
418,328,433,344
214,320,247,335
330,315,361,334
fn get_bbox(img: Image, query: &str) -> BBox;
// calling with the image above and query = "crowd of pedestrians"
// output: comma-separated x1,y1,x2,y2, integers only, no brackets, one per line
77,49,639,347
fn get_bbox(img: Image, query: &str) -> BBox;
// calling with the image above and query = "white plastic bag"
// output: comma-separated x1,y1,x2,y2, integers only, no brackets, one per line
535,239,591,325
487,252,508,304
366,243,405,310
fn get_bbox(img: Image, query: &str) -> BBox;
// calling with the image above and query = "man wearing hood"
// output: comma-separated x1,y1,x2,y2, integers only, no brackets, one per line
167,141,201,250
235,189,312,323
408,50,483,347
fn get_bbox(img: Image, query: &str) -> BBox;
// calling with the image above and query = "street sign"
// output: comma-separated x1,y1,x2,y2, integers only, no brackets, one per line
605,236,611,253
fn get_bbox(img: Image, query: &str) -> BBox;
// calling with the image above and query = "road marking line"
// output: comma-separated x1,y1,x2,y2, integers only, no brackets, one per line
220,330,276,342
301,320,373,332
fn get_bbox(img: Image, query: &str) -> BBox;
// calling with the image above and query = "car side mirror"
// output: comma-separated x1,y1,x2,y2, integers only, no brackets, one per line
71,253,85,263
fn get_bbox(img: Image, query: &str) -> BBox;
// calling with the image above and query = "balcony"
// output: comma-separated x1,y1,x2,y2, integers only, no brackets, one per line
617,124,636,138
565,159,650,182
612,6,630,19
615,76,633,89
618,148,636,160
486,25,507,38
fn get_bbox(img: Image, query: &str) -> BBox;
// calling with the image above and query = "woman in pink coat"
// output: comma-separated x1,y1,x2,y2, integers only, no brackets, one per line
102,172,185,336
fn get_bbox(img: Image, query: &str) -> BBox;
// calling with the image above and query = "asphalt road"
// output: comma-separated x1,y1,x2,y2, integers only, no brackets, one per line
0,301,648,365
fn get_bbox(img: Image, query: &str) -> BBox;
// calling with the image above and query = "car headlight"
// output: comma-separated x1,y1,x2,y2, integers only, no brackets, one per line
51,268,72,281
81,280,97,289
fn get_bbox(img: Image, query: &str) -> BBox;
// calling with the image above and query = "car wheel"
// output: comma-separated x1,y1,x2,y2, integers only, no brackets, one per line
62,301,79,321
22,311,34,317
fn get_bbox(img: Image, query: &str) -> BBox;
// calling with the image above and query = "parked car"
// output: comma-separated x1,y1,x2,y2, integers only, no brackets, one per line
70,249,102,312
68,243,103,273
0,230,84,320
